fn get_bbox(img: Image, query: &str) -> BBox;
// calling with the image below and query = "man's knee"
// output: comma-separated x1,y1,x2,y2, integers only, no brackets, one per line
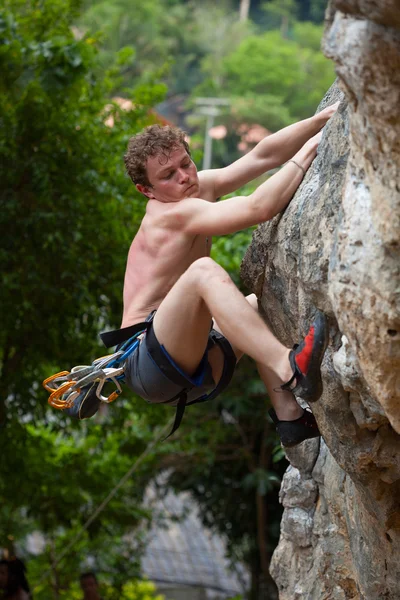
187,257,229,286
246,293,258,311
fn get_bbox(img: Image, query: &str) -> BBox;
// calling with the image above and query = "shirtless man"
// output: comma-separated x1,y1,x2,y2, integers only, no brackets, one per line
67,103,338,446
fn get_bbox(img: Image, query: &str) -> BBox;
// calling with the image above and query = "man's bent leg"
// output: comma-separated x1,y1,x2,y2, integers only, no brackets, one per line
153,258,293,387
154,260,323,444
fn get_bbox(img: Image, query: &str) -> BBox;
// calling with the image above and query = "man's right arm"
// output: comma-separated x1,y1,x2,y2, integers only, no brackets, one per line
199,102,339,200
166,134,320,236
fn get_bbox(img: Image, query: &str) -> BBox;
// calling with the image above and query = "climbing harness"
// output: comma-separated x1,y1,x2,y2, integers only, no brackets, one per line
42,330,145,410
43,312,236,438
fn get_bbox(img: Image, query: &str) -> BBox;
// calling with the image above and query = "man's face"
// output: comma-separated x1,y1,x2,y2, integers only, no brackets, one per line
80,575,98,598
141,146,199,203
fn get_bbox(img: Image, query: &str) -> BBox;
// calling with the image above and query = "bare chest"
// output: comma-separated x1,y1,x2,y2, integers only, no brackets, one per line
133,228,211,274
125,227,210,294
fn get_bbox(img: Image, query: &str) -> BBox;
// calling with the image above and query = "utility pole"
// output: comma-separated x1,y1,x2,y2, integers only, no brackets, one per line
194,98,230,170
239,0,251,21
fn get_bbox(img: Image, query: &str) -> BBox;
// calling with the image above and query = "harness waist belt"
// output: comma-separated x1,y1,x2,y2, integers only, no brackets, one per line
100,321,149,348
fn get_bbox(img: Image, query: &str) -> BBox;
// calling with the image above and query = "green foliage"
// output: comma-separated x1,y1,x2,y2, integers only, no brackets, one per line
0,2,325,598
0,0,171,595
77,0,259,106
186,3,255,92
229,94,293,132
35,576,165,600
118,580,165,600
79,0,172,82
224,33,301,98
309,0,329,23
292,20,325,51
188,18,334,167
76,0,333,168
242,468,281,496
262,0,299,36
1,413,172,594
221,28,334,127
0,0,165,418
212,230,253,287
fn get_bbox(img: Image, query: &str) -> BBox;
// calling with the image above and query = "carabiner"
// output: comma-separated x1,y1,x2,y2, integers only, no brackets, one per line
43,371,70,393
48,381,78,409
95,374,123,403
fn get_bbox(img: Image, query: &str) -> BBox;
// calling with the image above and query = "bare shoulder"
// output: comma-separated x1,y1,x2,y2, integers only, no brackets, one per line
144,199,185,228
135,204,173,246
137,200,198,246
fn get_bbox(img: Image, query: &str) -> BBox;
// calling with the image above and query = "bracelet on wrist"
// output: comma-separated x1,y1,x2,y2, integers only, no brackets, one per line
288,159,306,176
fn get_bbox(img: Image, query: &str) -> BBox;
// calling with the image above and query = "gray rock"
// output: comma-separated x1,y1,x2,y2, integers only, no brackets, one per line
241,1,400,597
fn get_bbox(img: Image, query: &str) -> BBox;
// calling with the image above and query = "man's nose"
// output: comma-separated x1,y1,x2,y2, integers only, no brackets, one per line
177,168,189,183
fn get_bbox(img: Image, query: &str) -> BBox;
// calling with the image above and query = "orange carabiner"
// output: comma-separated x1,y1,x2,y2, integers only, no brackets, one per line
48,381,78,410
107,389,122,403
43,371,70,393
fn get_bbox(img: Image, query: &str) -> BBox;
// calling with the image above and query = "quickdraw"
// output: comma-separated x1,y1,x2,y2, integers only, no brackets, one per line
42,331,144,411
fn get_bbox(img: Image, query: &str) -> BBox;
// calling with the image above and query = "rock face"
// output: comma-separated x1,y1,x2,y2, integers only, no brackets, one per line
241,2,400,598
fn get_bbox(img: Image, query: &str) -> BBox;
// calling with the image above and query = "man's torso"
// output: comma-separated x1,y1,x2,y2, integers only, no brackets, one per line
121,177,214,327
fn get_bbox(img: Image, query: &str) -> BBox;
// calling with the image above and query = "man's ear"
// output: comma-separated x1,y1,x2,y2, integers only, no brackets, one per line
136,184,155,199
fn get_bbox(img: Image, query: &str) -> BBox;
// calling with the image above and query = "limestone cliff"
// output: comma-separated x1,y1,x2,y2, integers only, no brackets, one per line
241,2,400,598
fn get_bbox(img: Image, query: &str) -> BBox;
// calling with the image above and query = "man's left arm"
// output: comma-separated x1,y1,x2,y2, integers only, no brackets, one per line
201,102,339,200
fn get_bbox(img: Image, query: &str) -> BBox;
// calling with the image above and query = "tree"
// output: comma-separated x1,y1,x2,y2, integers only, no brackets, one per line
221,29,334,124
0,4,322,598
0,0,171,595
262,0,299,38
309,0,329,23
0,0,166,421
79,0,255,98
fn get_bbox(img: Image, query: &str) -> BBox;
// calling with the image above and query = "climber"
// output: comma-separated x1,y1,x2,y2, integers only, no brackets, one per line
59,103,338,446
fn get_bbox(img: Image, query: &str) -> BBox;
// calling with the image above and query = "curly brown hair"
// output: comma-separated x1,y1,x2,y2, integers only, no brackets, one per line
124,125,191,187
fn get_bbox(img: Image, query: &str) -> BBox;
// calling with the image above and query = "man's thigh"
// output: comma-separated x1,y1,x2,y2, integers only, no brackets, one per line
152,264,257,383
152,269,213,377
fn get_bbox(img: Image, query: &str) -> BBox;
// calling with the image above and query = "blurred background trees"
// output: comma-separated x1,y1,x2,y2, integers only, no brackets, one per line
0,0,332,598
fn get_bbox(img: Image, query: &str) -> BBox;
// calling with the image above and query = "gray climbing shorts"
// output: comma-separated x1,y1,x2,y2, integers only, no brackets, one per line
124,322,223,405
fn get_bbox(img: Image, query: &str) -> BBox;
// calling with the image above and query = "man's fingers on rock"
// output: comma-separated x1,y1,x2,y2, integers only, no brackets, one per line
321,101,340,120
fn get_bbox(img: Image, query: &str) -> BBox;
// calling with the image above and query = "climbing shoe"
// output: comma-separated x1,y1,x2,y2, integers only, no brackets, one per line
281,311,328,403
64,382,101,420
268,407,320,447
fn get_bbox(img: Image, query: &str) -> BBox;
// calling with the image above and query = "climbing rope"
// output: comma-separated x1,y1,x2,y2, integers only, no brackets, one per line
32,417,174,593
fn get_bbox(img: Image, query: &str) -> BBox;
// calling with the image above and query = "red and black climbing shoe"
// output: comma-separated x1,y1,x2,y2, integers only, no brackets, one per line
268,407,320,447
281,311,329,403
